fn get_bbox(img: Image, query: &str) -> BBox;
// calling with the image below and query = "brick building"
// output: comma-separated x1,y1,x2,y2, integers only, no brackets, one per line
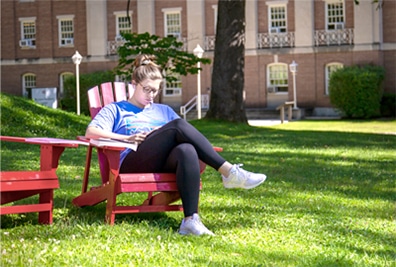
1,0,395,114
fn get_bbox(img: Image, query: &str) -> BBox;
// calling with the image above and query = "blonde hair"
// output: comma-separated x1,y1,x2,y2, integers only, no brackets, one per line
132,54,163,86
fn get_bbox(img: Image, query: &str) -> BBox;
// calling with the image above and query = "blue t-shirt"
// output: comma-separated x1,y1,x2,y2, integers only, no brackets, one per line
89,101,180,164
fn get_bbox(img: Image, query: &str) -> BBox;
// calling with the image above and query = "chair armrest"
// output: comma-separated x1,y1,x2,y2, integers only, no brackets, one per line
77,136,89,142
77,136,125,151
1,136,84,148
213,146,223,152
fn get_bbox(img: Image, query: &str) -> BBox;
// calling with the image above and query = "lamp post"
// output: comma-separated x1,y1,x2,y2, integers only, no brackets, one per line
193,44,204,119
289,60,298,109
72,51,83,115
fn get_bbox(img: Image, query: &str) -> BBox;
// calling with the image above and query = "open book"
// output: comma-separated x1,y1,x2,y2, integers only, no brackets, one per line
89,138,138,151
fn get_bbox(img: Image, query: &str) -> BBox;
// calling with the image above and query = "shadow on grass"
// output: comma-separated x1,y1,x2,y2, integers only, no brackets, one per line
1,121,395,234
201,124,395,200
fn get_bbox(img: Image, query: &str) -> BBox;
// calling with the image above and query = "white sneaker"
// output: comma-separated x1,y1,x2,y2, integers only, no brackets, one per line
222,164,266,189
178,213,215,236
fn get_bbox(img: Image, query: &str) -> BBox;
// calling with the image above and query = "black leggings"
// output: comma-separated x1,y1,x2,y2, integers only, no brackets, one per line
120,118,226,217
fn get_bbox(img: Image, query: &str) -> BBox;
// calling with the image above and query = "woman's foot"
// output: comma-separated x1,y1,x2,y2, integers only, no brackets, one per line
222,164,266,189
178,213,215,236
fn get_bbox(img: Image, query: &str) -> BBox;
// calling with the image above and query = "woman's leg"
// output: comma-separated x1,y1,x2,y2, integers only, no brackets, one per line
120,118,266,192
163,143,201,217
120,118,226,173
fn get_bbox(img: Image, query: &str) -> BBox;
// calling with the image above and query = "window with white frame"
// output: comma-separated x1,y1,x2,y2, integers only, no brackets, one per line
268,4,287,33
325,63,343,95
22,73,36,98
115,74,129,83
114,11,132,41
19,17,36,47
57,15,74,46
326,1,344,30
164,73,182,96
267,64,289,93
59,72,73,98
162,8,182,38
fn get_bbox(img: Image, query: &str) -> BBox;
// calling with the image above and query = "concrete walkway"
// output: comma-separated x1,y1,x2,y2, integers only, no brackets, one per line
248,119,287,127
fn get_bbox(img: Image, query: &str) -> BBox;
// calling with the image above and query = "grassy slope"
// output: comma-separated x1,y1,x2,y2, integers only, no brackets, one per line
1,93,395,267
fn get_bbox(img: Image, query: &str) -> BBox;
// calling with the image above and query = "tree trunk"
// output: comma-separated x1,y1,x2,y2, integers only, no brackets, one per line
205,0,247,123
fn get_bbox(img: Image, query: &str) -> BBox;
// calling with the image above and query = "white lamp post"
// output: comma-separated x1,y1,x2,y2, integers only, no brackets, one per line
72,51,83,115
289,60,298,109
193,44,204,119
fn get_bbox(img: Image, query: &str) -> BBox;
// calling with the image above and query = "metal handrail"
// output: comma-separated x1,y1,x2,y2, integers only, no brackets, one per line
180,95,198,120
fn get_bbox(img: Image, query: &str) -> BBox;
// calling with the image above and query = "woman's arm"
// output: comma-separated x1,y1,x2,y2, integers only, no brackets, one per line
85,126,124,139
85,126,149,144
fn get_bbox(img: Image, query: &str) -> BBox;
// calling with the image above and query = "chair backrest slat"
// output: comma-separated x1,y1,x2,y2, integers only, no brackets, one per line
100,82,115,106
127,83,135,99
87,82,130,184
87,86,102,118
113,82,127,102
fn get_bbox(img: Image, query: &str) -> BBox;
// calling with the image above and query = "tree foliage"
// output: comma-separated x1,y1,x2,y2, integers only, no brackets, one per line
115,32,210,83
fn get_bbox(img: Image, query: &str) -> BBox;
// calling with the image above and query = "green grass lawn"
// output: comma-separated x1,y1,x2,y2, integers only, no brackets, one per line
1,93,395,266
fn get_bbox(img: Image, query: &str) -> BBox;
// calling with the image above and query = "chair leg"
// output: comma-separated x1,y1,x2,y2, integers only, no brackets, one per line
105,185,117,225
38,190,53,224
82,146,93,193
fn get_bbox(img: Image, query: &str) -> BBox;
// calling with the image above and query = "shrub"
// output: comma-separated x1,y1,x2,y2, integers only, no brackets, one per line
380,92,396,117
329,65,385,119
61,71,115,115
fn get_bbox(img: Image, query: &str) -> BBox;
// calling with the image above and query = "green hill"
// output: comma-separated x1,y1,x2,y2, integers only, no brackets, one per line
0,93,90,138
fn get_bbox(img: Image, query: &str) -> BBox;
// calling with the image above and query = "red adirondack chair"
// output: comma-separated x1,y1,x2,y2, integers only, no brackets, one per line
72,82,222,224
1,136,83,224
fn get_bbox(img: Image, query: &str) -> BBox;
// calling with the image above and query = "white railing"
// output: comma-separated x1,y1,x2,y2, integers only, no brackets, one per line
180,95,198,120
314,29,354,46
107,37,188,55
257,32,295,49
180,94,210,120
204,36,216,51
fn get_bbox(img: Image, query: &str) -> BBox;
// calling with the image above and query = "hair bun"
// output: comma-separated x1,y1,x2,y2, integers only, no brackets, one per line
133,54,159,69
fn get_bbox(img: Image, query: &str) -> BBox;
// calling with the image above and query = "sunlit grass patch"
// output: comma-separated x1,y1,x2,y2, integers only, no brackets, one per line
1,93,395,266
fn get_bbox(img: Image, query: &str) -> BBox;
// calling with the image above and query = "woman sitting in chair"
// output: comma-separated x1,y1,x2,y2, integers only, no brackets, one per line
85,54,266,236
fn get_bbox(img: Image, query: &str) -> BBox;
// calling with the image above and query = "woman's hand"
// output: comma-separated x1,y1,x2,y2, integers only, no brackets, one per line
125,132,149,144
86,126,160,145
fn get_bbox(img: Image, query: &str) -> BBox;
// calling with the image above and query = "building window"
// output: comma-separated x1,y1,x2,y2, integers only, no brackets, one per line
267,63,288,93
22,73,36,98
57,16,74,47
164,73,182,96
268,4,287,33
115,74,129,83
19,17,36,48
60,72,73,98
326,1,344,30
162,8,182,38
114,11,132,41
325,63,343,95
